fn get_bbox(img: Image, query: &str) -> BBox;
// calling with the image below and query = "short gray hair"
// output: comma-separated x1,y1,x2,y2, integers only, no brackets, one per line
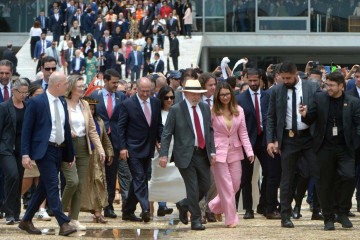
12,78,29,89
0,59,13,73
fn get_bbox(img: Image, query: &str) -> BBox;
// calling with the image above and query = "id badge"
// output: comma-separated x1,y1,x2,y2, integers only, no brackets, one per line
332,127,338,136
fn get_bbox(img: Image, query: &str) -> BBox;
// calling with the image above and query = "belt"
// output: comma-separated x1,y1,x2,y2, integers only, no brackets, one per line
284,129,310,137
48,142,66,148
193,146,206,152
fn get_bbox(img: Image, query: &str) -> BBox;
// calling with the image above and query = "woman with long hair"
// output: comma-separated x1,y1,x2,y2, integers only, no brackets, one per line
29,21,42,59
208,82,254,228
183,1,193,39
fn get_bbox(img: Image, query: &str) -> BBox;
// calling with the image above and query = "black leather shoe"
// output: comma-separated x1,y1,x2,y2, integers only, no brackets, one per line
337,214,353,228
104,209,117,218
281,218,294,228
292,205,302,219
266,211,281,220
0,211,3,219
243,210,254,219
347,211,356,217
18,220,42,234
324,220,335,231
191,222,205,230
205,212,217,222
122,213,142,222
176,202,188,225
311,211,324,220
141,211,151,222
157,206,173,216
6,216,15,225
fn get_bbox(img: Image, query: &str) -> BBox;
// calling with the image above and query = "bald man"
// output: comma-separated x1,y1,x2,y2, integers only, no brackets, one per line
19,72,77,236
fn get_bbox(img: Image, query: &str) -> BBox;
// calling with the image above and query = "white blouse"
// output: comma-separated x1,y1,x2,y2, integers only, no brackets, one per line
30,27,42,37
71,103,86,137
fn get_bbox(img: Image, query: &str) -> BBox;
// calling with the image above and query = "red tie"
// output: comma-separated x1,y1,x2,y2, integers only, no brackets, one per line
107,93,113,134
3,85,9,101
192,106,205,149
254,92,261,135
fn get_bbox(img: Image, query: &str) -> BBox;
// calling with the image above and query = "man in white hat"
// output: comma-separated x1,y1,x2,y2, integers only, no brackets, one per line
159,79,216,231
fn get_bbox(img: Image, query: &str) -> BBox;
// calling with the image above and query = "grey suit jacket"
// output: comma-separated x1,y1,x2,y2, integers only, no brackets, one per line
0,98,20,155
266,79,319,148
174,90,184,104
159,100,215,169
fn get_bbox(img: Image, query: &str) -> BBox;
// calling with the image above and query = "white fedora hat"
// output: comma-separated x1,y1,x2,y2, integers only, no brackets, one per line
182,79,208,93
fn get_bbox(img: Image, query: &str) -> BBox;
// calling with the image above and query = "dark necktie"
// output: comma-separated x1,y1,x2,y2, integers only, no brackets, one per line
206,98,211,107
44,83,48,90
3,85,9,101
192,106,205,149
254,92,261,135
292,87,297,132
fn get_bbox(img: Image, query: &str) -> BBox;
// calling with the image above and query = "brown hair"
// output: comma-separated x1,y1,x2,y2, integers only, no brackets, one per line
212,81,239,116
33,20,41,28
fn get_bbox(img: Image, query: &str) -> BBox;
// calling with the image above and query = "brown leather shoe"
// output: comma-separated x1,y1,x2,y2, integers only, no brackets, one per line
205,212,217,222
201,215,207,224
18,220,42,234
59,222,77,236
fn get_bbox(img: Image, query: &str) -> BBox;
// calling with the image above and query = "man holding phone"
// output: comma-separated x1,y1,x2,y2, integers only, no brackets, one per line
266,61,319,228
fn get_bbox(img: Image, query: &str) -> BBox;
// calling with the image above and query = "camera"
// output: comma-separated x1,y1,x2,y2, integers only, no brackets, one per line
309,61,320,67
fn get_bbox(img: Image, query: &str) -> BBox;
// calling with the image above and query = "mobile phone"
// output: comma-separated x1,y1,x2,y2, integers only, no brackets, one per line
300,96,303,105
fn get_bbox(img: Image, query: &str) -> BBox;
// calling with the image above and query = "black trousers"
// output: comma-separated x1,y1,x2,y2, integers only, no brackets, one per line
172,56,178,70
314,144,355,219
236,134,268,211
353,148,360,201
105,148,119,211
266,153,281,213
280,132,315,219
178,148,210,224
123,157,151,214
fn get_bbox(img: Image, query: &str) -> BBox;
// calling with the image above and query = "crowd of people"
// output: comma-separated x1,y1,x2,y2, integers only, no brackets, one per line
2,47,360,236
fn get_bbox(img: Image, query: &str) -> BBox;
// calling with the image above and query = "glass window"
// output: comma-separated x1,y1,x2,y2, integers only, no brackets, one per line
258,0,308,17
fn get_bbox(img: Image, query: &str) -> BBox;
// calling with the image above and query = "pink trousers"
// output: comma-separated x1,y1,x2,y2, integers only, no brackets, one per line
208,160,242,225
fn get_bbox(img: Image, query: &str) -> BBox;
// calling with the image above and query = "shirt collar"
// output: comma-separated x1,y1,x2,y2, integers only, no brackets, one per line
46,89,57,101
102,88,112,97
202,95,213,101
295,76,302,89
136,93,150,104
0,82,11,88
248,87,260,95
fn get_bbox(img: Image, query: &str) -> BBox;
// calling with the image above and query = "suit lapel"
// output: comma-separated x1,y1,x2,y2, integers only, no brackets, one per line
181,101,193,132
133,95,148,126
42,93,51,120
150,97,156,126
343,94,351,132
302,80,308,105
280,85,288,121
98,90,108,119
245,89,256,116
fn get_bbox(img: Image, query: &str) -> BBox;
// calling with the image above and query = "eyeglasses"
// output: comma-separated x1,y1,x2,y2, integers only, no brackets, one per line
219,93,231,98
164,96,175,100
44,67,57,71
76,85,85,89
15,89,29,96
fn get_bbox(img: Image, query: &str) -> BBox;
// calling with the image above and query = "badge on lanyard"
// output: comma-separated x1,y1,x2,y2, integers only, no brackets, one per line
289,130,295,138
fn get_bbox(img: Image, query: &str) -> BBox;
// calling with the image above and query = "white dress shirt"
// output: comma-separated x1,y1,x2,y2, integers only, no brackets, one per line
47,91,65,143
70,103,86,137
0,82,12,99
185,99,204,147
285,77,309,130
356,86,360,97
202,95,213,108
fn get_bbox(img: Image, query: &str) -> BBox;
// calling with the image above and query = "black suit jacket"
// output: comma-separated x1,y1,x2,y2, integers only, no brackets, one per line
89,89,126,150
2,49,17,72
170,37,179,58
266,79,319,148
0,98,22,155
346,87,360,99
237,89,269,147
49,14,64,33
64,48,76,62
118,95,163,159
166,18,179,34
153,59,164,73
36,15,50,31
139,16,152,36
302,92,360,155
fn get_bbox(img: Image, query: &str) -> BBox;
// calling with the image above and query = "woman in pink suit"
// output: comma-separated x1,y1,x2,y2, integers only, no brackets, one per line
208,82,254,228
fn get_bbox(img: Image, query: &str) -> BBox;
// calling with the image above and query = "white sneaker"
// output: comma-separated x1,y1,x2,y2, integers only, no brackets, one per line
69,219,87,231
37,209,51,221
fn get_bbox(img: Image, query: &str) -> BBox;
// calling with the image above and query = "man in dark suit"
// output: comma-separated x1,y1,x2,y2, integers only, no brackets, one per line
118,77,163,222
169,31,179,70
93,16,106,44
2,44,17,75
19,71,76,236
236,68,272,219
49,7,64,44
31,56,57,91
89,69,129,218
128,43,144,82
64,41,76,75
139,10,152,36
65,0,76,32
94,44,108,73
347,68,360,212
33,33,51,62
108,45,125,79
159,79,216,230
99,30,113,53
266,61,319,228
35,10,50,33
152,53,164,74
83,8,96,35
72,8,84,33
300,71,360,230
166,13,179,38
71,49,85,74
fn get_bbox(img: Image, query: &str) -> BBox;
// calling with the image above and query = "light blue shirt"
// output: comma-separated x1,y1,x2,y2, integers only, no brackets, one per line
102,88,115,111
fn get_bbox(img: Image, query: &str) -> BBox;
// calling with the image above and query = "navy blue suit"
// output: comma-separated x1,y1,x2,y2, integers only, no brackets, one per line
89,89,130,211
128,51,143,82
236,89,270,212
153,59,165,74
49,14,64,43
21,93,74,226
93,22,106,44
71,57,86,74
118,95,163,214
108,52,125,78
34,40,51,60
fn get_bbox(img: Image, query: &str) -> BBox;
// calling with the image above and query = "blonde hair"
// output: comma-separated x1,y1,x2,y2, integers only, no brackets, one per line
65,74,84,99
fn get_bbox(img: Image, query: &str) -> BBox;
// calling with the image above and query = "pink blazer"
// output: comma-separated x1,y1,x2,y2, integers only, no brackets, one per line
212,106,253,163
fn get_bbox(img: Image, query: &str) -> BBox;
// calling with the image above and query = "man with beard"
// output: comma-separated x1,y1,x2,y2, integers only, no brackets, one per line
266,61,318,228
300,71,360,230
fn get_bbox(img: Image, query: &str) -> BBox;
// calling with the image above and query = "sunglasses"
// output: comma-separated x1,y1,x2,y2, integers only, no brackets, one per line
44,67,57,71
164,96,175,100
